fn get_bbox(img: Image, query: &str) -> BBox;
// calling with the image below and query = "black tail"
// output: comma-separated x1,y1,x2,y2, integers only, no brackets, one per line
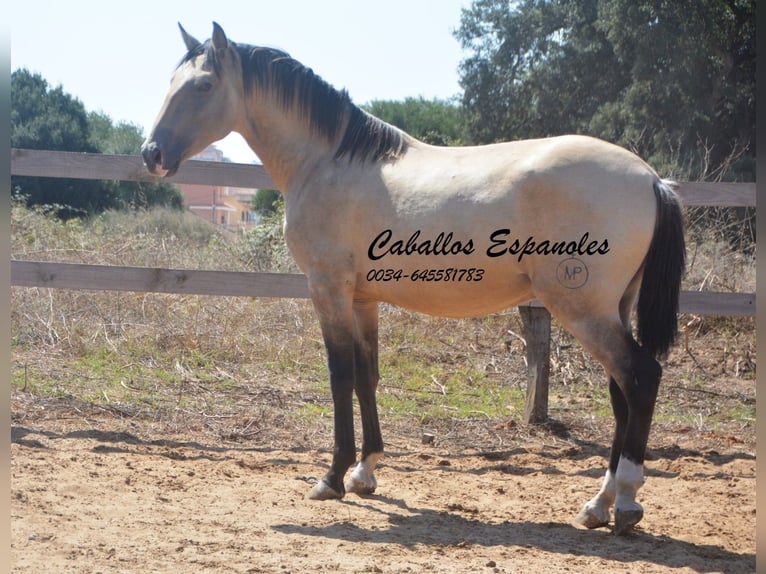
636,180,686,359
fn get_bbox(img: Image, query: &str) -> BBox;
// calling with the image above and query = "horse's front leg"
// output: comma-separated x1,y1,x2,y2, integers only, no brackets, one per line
307,286,357,501
345,300,384,495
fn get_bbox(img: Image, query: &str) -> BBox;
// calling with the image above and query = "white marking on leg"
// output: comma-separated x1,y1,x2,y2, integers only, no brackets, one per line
575,469,615,528
613,456,645,534
615,456,644,512
345,452,382,495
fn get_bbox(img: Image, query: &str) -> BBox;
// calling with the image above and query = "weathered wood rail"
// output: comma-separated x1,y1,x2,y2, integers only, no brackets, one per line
11,148,756,422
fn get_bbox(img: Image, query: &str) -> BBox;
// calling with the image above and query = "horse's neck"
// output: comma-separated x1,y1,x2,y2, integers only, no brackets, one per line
238,96,339,192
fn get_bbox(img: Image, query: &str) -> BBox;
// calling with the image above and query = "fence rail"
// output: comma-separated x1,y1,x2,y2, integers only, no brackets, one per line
10,260,755,317
11,148,276,189
11,148,757,205
11,148,756,422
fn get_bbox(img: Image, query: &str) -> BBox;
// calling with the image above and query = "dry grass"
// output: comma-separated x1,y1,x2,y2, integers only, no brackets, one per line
10,200,756,452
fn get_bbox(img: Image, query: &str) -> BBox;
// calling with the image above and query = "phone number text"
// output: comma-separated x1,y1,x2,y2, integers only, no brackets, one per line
366,268,485,282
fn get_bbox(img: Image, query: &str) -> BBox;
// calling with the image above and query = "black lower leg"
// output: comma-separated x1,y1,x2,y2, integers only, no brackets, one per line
353,302,383,462
621,346,662,465
607,377,628,474
322,343,357,495
323,396,357,495
355,348,382,460
357,387,383,461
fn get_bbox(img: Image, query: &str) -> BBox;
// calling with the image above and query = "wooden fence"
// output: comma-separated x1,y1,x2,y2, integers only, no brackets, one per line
11,148,756,422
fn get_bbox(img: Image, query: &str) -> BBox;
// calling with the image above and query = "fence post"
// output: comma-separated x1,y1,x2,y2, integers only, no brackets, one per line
518,305,551,424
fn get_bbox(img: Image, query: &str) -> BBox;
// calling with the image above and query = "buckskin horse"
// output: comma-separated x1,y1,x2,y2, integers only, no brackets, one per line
142,23,685,535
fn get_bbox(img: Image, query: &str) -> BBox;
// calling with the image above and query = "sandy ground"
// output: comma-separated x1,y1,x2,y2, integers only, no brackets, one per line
11,411,755,574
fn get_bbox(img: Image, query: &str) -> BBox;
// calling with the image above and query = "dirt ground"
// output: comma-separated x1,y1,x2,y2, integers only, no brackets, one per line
10,402,755,574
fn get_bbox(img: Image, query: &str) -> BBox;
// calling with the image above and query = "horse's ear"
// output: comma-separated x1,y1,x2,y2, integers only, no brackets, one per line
178,23,201,52
211,22,229,56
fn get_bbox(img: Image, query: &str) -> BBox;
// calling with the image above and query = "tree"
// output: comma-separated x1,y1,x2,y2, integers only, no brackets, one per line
88,111,184,210
88,111,146,155
363,97,467,146
455,0,755,180
11,69,184,216
11,69,116,216
12,69,95,153
251,189,282,215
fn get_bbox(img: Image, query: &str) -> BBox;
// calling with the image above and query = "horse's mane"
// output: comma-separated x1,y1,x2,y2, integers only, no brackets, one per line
233,44,408,162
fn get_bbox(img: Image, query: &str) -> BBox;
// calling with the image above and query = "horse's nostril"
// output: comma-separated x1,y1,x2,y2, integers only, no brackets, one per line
142,143,163,169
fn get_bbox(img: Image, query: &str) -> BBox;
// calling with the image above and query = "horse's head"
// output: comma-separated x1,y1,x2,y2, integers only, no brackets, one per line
142,22,244,177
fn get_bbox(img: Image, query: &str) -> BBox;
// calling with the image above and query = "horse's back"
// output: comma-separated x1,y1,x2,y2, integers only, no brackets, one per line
379,134,659,261
396,134,656,193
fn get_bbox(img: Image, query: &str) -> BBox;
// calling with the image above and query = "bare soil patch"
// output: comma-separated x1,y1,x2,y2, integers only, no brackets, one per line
11,391,755,574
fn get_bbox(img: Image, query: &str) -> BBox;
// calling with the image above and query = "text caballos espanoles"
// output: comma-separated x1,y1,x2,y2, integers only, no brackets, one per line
367,229,609,263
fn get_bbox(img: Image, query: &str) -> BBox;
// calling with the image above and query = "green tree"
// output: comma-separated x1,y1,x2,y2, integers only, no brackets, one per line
88,111,146,155
455,0,755,180
11,69,116,216
12,70,184,216
88,111,184,210
251,189,282,215
12,69,95,152
363,97,467,146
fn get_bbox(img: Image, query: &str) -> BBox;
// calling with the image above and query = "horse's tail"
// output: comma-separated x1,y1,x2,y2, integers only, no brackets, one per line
636,179,686,359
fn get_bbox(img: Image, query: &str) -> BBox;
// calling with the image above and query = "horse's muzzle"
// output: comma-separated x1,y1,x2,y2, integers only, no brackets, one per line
141,141,178,178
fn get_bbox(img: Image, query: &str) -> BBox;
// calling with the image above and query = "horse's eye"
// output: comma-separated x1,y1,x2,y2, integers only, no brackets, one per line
197,81,213,92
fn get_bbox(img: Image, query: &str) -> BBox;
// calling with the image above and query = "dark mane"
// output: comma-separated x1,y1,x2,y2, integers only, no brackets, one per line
233,44,408,162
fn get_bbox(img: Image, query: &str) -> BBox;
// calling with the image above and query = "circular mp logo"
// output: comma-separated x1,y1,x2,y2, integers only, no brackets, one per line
556,257,589,288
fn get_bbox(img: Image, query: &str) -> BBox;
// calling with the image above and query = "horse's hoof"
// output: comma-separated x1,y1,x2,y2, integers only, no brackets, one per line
345,464,378,495
307,480,344,500
614,508,643,535
345,475,376,495
574,505,610,529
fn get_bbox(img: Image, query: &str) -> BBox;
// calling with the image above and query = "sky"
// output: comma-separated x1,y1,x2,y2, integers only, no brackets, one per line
10,0,472,163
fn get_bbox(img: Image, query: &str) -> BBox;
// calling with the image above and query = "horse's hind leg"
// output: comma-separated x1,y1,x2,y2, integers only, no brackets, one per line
611,341,661,535
575,377,625,528
345,300,384,495
561,317,661,535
